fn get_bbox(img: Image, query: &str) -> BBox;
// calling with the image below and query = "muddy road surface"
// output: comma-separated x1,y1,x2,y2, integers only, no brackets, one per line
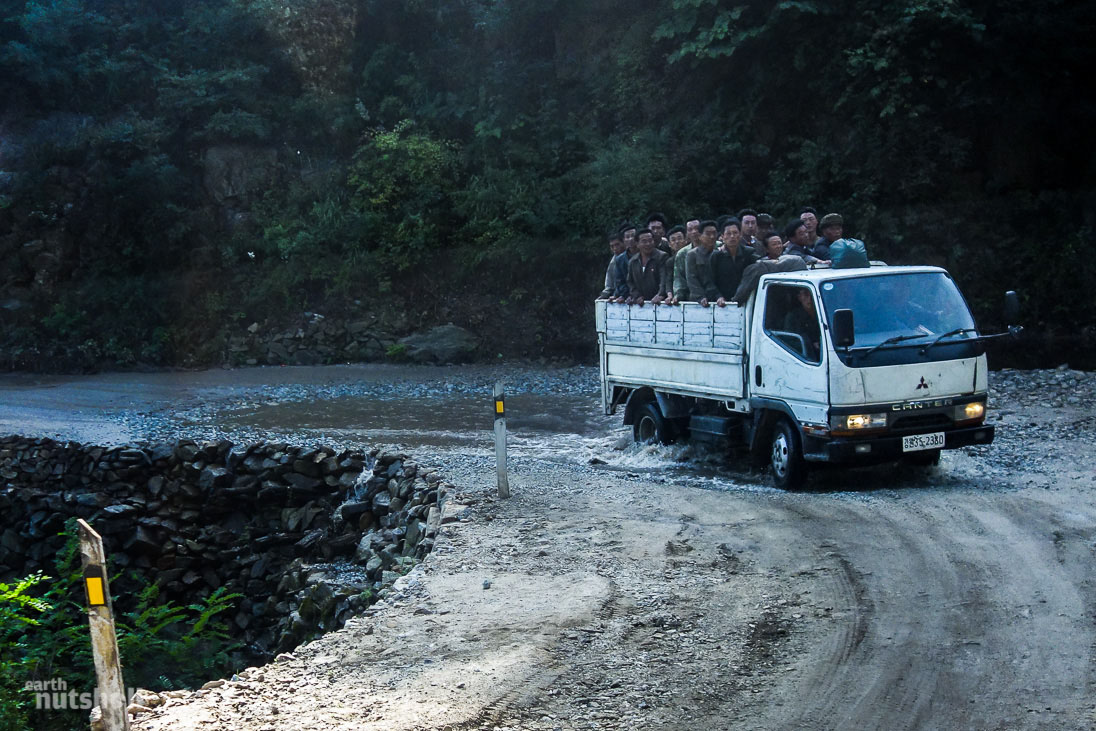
3,364,1094,729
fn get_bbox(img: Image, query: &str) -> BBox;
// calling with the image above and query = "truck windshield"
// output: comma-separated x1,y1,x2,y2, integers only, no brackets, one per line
819,272,980,366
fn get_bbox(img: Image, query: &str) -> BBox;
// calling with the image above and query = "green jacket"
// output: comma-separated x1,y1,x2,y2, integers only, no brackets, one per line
672,243,694,300
685,245,720,301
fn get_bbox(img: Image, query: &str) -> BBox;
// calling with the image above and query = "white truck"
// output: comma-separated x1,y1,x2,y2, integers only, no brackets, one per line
595,264,1018,489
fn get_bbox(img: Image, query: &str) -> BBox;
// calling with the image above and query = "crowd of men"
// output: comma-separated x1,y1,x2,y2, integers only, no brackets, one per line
597,208,846,307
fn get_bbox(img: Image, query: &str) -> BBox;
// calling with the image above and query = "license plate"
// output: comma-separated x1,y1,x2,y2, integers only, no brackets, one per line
902,432,945,452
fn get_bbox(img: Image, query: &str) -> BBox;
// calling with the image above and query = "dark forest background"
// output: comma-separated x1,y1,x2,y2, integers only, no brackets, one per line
1,0,1093,370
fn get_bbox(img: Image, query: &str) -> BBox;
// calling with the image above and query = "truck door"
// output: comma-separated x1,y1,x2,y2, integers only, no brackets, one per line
749,282,828,424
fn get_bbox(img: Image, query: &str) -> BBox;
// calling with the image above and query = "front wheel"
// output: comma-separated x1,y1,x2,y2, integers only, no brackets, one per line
770,419,807,490
633,401,676,445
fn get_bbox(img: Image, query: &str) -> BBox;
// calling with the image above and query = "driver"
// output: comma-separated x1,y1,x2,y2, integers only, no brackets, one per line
783,288,821,361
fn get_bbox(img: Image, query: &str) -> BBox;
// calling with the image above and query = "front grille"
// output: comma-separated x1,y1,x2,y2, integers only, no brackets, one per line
890,413,951,433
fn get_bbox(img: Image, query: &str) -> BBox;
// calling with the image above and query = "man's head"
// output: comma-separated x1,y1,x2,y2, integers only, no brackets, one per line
619,223,638,252
667,225,686,252
636,228,655,257
763,232,784,259
721,220,742,252
785,219,810,247
799,207,818,238
737,208,758,240
796,287,815,313
608,232,625,256
757,213,775,238
698,220,719,250
686,219,701,244
646,213,667,241
819,213,843,243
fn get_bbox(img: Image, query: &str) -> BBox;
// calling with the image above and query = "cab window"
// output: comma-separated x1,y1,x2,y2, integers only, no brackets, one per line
764,284,822,364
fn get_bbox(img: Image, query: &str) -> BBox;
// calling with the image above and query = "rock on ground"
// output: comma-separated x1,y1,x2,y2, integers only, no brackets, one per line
398,325,478,363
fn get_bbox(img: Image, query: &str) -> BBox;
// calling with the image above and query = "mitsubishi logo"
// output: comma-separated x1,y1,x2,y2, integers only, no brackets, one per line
915,376,929,390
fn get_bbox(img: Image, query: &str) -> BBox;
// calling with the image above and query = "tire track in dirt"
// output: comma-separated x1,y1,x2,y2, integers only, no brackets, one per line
737,489,1096,730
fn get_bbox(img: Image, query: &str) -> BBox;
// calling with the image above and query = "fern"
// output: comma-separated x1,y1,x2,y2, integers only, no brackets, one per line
0,574,51,628
0,520,246,729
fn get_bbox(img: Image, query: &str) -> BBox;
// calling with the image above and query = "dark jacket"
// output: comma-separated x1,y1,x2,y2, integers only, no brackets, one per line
811,236,832,260
711,246,758,300
611,251,631,297
627,249,672,300
785,241,823,265
598,255,621,298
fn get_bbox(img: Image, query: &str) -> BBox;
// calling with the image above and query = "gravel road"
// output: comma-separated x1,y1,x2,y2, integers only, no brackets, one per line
3,364,1094,729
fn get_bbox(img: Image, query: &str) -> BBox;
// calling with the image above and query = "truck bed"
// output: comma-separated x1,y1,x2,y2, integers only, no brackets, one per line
595,301,748,408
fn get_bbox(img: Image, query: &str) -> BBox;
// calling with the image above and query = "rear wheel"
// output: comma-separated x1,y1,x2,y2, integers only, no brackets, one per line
633,401,676,445
770,419,807,490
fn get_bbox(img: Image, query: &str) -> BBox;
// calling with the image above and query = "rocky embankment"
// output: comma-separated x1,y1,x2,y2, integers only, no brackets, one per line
0,436,459,655
224,317,478,367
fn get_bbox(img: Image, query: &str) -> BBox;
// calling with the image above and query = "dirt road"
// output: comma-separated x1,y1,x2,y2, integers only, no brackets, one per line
3,365,1094,729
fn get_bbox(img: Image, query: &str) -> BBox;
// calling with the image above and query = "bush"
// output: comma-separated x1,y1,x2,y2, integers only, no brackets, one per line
0,521,242,731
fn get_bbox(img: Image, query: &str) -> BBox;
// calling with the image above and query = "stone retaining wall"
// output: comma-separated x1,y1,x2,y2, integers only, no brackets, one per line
0,435,456,655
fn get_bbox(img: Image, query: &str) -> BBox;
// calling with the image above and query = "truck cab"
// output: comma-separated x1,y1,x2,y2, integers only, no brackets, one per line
596,264,999,489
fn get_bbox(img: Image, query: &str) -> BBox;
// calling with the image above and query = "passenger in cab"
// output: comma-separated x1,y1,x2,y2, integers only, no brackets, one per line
783,288,822,361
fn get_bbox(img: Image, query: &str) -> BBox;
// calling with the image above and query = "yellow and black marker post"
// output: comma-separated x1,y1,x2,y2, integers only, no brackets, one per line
493,382,510,498
76,519,130,730
83,565,107,607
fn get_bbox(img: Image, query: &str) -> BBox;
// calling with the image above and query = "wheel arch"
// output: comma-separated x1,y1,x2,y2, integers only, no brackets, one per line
748,398,800,460
623,387,657,426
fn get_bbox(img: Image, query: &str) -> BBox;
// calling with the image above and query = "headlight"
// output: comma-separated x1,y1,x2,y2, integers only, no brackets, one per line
832,413,888,430
956,402,985,422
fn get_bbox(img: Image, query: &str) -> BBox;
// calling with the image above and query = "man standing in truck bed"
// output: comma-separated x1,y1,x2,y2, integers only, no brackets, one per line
686,220,722,305
627,228,672,304
711,218,757,304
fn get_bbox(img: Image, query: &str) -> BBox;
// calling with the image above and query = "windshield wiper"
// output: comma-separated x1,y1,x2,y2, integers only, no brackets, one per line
855,332,931,358
918,327,978,354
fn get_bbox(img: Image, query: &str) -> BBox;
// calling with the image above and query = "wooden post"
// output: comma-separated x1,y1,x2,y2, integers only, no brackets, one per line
76,519,130,731
493,382,510,499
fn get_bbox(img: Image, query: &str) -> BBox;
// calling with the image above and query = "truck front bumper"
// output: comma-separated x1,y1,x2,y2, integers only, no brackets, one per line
804,424,995,464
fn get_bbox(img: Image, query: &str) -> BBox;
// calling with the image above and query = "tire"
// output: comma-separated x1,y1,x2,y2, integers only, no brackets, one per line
903,448,941,467
633,401,676,445
770,419,808,490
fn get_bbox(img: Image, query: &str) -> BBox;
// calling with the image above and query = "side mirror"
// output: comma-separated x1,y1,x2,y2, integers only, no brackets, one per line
1003,290,1020,325
832,309,855,348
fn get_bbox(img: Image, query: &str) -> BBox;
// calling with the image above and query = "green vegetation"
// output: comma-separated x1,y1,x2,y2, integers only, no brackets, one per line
0,521,241,731
0,1,1093,369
